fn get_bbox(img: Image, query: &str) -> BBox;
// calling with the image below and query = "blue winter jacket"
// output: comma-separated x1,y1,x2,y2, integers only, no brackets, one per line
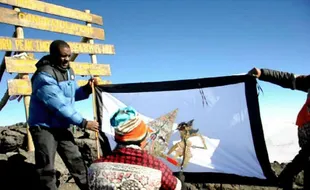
28,55,91,129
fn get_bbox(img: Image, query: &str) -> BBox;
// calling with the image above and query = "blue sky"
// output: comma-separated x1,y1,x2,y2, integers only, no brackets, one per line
0,0,309,126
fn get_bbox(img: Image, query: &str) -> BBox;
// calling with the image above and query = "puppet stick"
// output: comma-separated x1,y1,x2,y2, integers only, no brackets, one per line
160,153,180,166
90,75,101,159
180,138,187,171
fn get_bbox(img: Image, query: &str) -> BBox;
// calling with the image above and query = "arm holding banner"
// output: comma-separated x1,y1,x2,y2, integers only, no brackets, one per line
248,67,310,93
249,67,310,189
32,72,98,131
75,77,99,101
33,72,85,127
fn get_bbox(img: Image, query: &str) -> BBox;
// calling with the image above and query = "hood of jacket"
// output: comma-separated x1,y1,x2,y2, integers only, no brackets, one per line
35,55,69,73
35,55,53,68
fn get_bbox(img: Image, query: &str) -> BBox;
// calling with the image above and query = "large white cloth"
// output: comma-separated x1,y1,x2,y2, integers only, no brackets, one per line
94,75,278,185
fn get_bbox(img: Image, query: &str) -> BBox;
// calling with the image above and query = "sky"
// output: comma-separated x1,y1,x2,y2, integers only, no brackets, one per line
0,0,309,128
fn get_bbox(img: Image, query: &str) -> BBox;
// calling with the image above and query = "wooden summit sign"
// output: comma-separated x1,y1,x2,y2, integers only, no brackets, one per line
0,0,103,25
8,79,111,96
0,7,104,39
0,37,115,54
5,57,112,76
0,0,115,152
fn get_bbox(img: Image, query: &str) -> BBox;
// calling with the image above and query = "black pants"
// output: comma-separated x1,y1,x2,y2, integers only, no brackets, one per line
278,124,310,190
30,126,88,190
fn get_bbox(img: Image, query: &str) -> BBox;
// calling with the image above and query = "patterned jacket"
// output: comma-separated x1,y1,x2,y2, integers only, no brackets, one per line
88,145,182,190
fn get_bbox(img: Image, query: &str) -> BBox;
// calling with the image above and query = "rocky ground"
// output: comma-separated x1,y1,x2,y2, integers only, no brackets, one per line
0,123,304,190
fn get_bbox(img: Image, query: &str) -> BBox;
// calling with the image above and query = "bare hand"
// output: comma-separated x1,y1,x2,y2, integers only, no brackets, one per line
88,77,99,86
248,67,261,78
86,120,99,132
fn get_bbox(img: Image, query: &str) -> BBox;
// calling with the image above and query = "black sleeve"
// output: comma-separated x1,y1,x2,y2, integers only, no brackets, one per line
70,67,92,95
259,68,310,92
79,119,88,130
82,83,92,95
295,75,310,92
259,69,296,89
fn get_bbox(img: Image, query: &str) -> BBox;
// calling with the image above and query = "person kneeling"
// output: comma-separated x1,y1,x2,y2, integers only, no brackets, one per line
88,107,185,190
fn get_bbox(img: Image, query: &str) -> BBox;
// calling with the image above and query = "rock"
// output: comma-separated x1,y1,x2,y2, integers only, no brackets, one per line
0,153,39,190
0,123,306,190
0,153,7,160
0,150,71,190
75,138,102,167
59,183,80,190
8,124,28,135
0,126,27,153
185,183,199,190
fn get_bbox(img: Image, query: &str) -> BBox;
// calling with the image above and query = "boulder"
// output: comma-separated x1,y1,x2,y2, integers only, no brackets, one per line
0,123,305,190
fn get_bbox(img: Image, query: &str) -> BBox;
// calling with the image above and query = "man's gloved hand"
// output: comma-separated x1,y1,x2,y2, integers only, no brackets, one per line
88,77,99,87
247,67,262,78
82,77,100,95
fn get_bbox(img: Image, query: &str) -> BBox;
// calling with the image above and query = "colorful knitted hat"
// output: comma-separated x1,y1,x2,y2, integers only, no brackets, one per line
110,107,149,143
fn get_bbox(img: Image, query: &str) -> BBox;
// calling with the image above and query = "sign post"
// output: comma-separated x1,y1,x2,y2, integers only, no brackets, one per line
0,0,115,152
85,9,101,159
12,6,34,151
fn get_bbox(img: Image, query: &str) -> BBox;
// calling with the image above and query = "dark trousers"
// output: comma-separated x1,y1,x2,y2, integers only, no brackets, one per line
278,124,310,190
30,127,88,190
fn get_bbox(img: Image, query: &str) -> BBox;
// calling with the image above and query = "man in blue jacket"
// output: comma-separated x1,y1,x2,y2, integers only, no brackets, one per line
28,40,99,190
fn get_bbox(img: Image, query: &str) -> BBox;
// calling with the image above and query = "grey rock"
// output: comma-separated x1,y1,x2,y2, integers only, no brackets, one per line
59,183,80,190
0,153,7,161
0,123,306,190
8,124,27,135
0,127,27,153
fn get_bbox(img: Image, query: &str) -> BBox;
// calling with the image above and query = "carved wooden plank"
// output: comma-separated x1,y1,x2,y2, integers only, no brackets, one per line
76,80,111,87
0,0,103,25
8,79,112,95
8,78,32,95
5,57,111,76
0,37,115,54
0,7,104,39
